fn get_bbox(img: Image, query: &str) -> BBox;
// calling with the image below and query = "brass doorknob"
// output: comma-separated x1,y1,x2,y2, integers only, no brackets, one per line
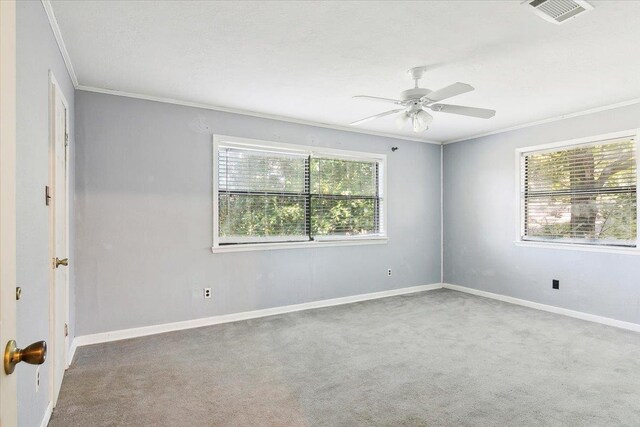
55,257,68,268
4,340,47,374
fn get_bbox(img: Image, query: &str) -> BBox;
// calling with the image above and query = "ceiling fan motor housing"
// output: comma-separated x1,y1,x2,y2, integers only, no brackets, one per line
401,88,431,102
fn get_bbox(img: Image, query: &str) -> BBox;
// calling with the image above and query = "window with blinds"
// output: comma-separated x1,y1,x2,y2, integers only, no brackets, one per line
310,158,381,238
215,138,385,247
520,135,637,247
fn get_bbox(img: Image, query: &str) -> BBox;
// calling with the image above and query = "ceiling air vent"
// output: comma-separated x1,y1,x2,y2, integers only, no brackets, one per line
525,0,594,24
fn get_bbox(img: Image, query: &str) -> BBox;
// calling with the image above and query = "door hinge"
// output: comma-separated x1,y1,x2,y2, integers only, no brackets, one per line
64,323,69,337
65,133,69,147
45,186,51,206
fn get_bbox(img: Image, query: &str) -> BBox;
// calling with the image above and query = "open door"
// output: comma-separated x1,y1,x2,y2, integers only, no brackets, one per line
0,1,18,424
2,3,49,425
49,72,70,407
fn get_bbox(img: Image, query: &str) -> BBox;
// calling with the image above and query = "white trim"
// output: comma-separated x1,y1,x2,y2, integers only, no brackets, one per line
514,240,640,255
67,339,77,366
514,145,522,243
48,71,71,408
214,134,388,160
35,0,640,149
41,0,78,87
514,129,640,252
444,98,640,144
39,0,436,145
219,235,309,245
39,401,53,427
40,0,437,145
442,283,640,333
212,237,388,253
77,85,440,144
0,1,18,423
213,134,388,251
516,129,638,154
74,284,443,347
440,144,444,283
313,234,386,242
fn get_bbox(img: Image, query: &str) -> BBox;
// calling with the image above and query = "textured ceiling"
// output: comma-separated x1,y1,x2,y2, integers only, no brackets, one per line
50,0,640,143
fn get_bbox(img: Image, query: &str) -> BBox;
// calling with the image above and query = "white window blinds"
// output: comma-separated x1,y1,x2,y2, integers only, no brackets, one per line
521,136,637,247
218,147,309,244
310,157,382,238
216,142,385,246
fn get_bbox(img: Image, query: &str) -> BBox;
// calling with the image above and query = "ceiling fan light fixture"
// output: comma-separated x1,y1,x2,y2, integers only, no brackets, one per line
410,110,432,132
395,112,409,129
416,110,433,126
412,114,429,133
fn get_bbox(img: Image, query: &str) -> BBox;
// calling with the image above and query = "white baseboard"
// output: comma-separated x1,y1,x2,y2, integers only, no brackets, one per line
67,339,77,366
442,283,640,332
39,401,53,427
75,283,443,348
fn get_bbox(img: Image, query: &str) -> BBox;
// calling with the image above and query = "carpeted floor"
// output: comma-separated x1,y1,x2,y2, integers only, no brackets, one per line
49,289,640,426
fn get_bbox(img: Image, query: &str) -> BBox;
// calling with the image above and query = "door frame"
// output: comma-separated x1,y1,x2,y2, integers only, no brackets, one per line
48,71,70,407
0,0,18,425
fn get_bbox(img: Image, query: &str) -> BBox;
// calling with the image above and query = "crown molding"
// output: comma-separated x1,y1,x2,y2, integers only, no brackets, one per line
45,0,640,147
76,85,441,144
444,97,640,145
40,0,438,144
41,0,78,88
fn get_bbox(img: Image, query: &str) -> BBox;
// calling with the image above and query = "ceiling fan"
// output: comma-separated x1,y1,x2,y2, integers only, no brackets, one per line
350,66,496,132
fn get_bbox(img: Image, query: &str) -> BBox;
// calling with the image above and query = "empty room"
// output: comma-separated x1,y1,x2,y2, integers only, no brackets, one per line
2,0,640,425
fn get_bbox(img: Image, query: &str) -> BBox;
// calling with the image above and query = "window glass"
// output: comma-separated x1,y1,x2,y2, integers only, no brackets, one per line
522,137,637,246
215,143,385,246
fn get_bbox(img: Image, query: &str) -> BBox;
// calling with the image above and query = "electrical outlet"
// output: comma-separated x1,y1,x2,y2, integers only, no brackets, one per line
552,279,559,290
387,268,392,277
36,366,40,392
203,288,212,299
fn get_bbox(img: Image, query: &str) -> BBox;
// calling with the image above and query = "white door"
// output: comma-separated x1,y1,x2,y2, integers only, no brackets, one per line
0,0,18,425
49,73,70,407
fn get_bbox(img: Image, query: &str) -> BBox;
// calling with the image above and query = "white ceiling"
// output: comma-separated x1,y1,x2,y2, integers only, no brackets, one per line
50,0,640,143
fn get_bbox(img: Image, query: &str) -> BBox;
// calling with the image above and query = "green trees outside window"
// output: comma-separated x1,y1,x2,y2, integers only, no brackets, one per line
522,137,637,246
217,146,383,245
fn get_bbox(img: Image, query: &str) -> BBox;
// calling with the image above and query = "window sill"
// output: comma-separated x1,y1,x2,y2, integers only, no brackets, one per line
514,240,640,255
212,237,388,253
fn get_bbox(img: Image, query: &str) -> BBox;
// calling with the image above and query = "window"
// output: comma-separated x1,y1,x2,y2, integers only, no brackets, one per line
213,136,386,251
518,131,638,249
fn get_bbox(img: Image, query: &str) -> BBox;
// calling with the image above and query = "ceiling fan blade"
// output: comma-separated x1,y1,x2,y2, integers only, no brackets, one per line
423,82,474,103
429,103,496,119
350,109,404,126
353,95,404,105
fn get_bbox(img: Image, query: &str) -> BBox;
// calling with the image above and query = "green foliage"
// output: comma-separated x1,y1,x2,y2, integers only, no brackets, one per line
311,198,376,236
218,195,306,238
311,158,376,196
310,158,378,236
525,139,637,244
218,152,381,241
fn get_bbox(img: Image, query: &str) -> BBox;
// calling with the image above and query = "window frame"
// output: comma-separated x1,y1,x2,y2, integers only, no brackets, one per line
212,134,388,253
514,129,640,255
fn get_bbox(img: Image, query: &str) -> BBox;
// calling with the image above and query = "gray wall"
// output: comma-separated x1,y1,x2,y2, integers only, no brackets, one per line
444,103,640,325
74,91,442,336
17,1,76,426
